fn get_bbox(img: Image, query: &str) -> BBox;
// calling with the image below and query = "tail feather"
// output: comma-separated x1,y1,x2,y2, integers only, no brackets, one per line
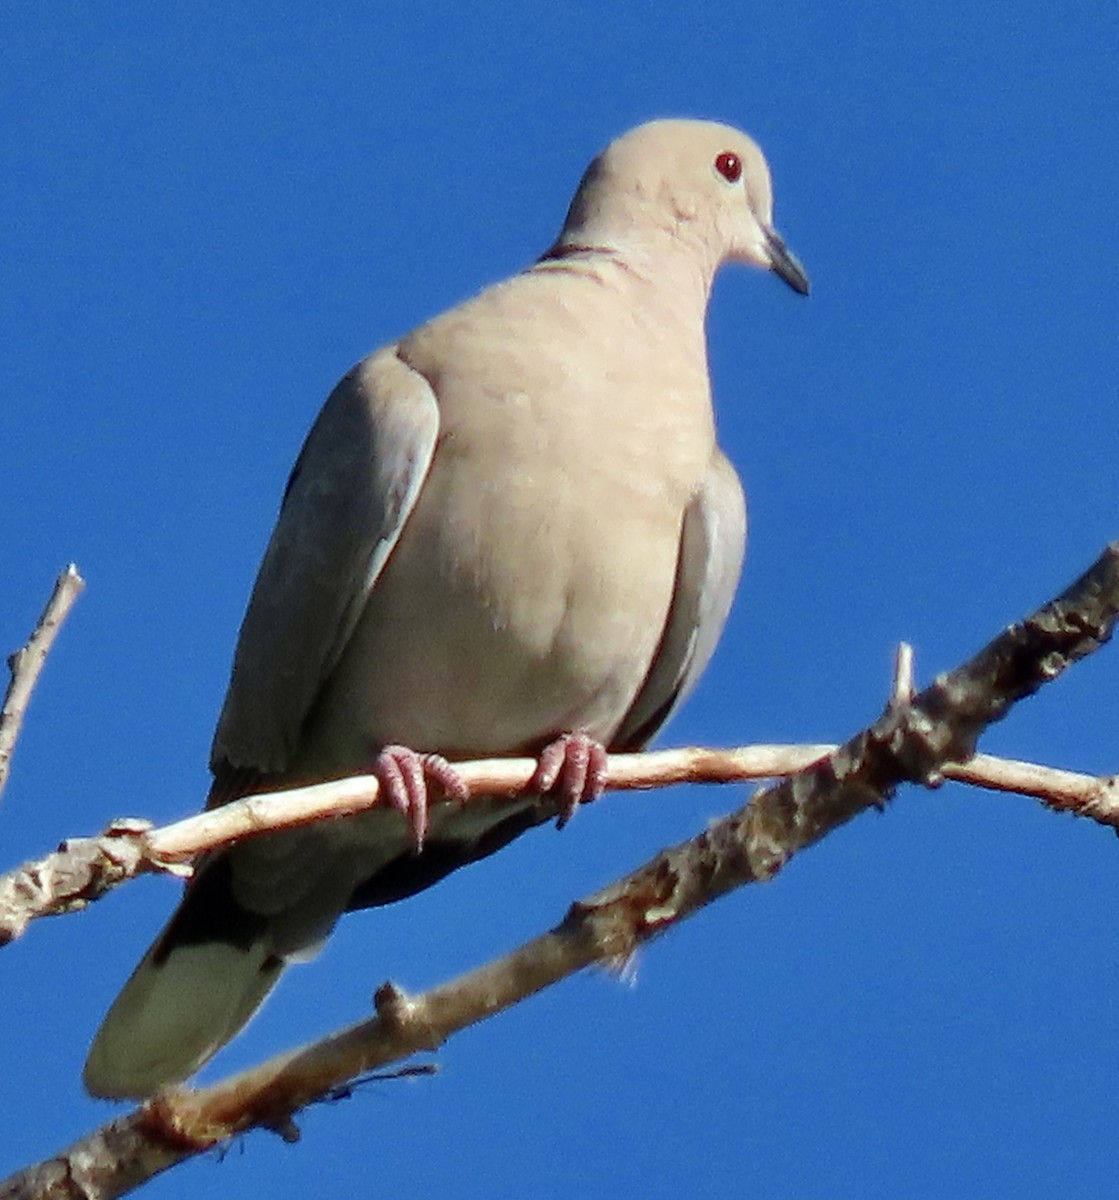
83,861,285,1100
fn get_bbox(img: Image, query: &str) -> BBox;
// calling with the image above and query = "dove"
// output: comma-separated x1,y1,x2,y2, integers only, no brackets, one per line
84,118,809,1099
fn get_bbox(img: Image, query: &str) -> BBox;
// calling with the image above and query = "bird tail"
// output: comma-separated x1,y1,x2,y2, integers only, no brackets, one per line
83,859,285,1100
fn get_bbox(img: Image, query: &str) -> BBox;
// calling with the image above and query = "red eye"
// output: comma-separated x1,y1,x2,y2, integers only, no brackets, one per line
715,151,742,183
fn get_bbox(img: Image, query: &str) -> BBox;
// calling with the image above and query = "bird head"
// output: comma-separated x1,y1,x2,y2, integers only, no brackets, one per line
555,118,809,296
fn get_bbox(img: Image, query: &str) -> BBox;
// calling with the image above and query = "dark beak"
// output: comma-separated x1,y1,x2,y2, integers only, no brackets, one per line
765,227,810,296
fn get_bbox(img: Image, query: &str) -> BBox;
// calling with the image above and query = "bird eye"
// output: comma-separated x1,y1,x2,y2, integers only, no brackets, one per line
714,152,742,183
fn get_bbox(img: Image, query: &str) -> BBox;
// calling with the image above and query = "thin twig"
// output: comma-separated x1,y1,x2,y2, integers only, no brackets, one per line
0,566,85,802
3,541,1117,1200
0,744,826,946
891,641,915,704
2,740,1117,949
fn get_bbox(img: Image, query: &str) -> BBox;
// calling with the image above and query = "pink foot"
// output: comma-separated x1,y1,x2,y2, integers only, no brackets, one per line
375,745,469,851
530,732,609,829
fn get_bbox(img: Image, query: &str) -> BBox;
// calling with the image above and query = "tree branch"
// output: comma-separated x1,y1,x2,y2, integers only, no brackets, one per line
0,565,84,802
3,739,1118,948
3,540,1117,1200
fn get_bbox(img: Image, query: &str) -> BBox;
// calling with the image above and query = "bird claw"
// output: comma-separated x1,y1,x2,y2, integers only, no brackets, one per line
375,745,469,852
530,732,609,829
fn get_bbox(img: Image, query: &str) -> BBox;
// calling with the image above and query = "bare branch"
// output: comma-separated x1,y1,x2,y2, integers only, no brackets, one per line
0,566,85,802
0,745,833,946
0,819,154,946
3,541,1116,1200
3,737,1117,949
950,753,1119,821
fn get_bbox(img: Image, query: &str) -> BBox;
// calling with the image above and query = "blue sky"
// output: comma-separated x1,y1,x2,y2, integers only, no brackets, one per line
3,4,1118,1197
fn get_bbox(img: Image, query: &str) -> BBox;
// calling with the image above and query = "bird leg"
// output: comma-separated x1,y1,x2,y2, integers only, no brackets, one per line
374,745,470,852
530,732,609,829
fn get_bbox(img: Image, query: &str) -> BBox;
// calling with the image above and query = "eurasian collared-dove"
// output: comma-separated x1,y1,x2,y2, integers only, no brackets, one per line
84,118,808,1099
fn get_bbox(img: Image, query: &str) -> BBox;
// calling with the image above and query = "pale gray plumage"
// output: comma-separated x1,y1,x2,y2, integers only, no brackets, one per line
84,118,808,1099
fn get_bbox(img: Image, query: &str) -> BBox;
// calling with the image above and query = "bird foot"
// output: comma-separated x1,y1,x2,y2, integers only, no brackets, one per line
530,732,609,829
375,745,470,852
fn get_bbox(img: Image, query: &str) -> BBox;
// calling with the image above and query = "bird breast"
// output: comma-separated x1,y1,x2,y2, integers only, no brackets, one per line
302,267,717,769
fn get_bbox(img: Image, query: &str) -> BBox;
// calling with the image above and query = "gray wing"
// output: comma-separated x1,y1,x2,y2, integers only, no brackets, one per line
613,450,747,751
210,348,440,777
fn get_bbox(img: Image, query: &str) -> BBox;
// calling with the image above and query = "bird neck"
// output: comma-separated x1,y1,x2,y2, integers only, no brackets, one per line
533,230,715,331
